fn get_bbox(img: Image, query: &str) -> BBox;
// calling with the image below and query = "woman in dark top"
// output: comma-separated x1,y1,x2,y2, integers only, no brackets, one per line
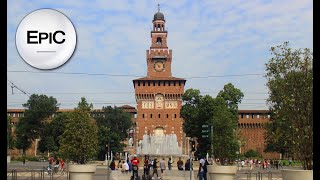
110,159,116,170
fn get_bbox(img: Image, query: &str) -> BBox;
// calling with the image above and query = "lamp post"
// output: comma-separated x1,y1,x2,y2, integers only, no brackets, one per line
106,139,114,180
189,139,193,180
236,151,240,170
133,122,137,151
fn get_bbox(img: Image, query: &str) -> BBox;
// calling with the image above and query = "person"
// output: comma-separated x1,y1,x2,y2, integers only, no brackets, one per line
59,158,65,174
198,157,207,180
168,157,173,170
110,159,116,170
152,158,159,178
241,160,245,168
143,155,150,177
278,159,283,169
150,159,154,170
177,157,184,170
131,155,140,178
48,156,54,172
22,156,26,166
54,158,60,174
185,159,190,171
249,159,253,171
275,159,279,169
160,158,166,174
122,161,129,174
127,158,132,172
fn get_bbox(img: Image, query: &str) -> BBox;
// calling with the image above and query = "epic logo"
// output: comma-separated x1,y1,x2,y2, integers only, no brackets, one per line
16,9,77,70
27,30,65,44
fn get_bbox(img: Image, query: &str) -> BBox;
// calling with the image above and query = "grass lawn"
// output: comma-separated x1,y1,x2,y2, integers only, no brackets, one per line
281,159,302,166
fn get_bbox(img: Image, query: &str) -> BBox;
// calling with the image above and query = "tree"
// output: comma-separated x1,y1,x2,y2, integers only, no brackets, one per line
77,97,93,112
264,42,313,170
211,97,239,164
38,113,68,154
59,97,98,164
15,94,58,155
181,84,243,164
180,89,204,139
244,149,261,158
217,83,244,120
95,106,132,160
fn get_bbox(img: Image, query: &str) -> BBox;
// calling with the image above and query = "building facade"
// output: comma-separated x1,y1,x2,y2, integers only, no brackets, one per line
7,108,280,159
132,9,188,154
238,110,280,159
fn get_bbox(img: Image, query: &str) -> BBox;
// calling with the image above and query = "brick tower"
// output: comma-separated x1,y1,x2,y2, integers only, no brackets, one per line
133,6,187,154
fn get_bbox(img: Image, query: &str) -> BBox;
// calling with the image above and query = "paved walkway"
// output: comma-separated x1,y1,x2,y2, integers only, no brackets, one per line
7,161,303,180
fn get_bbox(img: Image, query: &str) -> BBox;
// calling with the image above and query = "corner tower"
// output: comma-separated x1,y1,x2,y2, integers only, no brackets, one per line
133,5,187,154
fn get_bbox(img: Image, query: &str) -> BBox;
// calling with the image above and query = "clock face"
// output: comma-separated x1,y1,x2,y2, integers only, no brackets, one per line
154,61,164,72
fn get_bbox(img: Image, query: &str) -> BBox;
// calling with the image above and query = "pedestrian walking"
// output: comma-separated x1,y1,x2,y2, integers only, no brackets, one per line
168,157,173,170
249,159,253,171
152,158,159,178
160,158,166,173
197,157,207,180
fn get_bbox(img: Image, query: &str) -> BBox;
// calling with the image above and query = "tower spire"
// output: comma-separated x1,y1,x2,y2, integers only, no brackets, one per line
158,3,160,12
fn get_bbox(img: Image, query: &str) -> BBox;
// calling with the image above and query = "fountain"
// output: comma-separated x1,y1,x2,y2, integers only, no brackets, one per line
136,134,182,155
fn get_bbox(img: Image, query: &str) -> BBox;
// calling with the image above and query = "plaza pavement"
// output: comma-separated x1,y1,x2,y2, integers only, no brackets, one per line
7,161,303,180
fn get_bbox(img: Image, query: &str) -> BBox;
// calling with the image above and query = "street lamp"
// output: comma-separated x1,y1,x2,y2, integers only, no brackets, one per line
236,151,240,170
133,122,137,149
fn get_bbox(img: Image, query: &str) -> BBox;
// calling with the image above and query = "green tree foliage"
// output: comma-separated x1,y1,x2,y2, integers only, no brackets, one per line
38,113,68,153
264,42,313,170
180,89,202,139
77,97,93,112
217,83,244,119
15,94,58,155
59,97,98,164
7,116,14,151
244,149,261,158
181,84,243,164
95,106,132,160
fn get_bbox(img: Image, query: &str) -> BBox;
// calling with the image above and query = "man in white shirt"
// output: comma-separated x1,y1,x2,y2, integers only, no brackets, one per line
198,157,207,180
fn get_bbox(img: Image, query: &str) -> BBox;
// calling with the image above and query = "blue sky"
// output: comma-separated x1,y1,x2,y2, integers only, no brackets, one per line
7,0,313,110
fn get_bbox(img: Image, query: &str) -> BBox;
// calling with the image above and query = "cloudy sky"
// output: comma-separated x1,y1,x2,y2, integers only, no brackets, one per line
7,0,313,110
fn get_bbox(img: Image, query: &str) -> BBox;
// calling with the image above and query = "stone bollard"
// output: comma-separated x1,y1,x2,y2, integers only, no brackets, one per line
207,164,237,180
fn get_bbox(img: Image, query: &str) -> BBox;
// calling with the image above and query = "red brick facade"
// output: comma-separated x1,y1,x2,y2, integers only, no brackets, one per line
7,108,280,159
132,11,187,153
238,110,280,159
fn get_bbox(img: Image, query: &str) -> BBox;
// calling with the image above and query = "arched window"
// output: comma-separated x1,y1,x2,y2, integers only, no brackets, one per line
156,37,162,45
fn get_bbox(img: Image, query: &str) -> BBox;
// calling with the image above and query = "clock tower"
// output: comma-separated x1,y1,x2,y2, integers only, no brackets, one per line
133,6,187,154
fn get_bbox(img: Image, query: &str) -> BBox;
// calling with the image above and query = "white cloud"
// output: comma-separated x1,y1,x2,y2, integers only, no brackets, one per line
7,0,312,110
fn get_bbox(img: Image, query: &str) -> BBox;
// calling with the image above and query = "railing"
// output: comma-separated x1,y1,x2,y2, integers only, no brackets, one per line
234,171,282,180
7,168,69,180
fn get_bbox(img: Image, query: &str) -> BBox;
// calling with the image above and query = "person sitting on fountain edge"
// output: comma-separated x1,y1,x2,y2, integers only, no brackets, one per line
177,157,184,170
